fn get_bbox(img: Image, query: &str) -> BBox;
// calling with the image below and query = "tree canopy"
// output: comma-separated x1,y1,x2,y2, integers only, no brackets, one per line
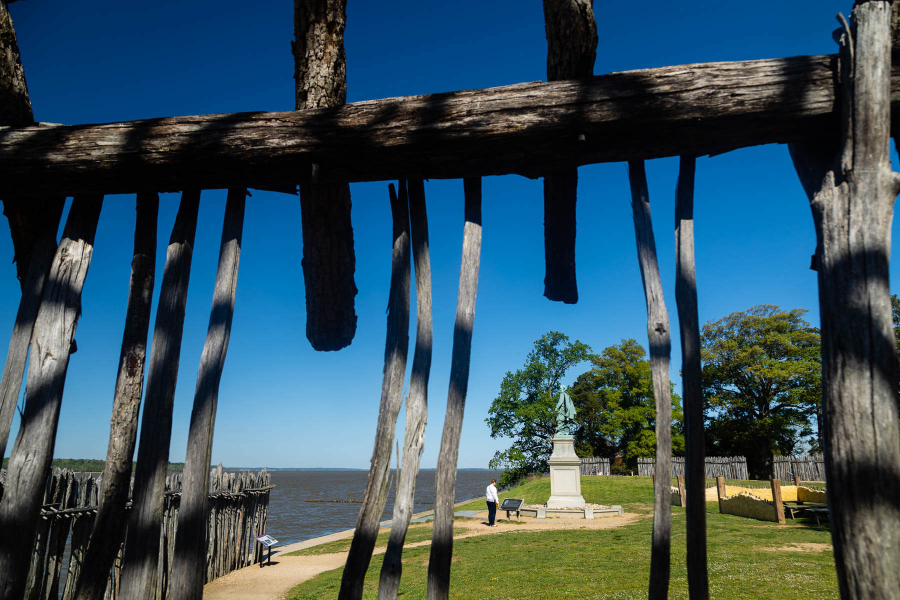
486,331,592,487
701,304,821,479
569,339,683,472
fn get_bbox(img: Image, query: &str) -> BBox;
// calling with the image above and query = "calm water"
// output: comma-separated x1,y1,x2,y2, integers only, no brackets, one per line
265,469,502,545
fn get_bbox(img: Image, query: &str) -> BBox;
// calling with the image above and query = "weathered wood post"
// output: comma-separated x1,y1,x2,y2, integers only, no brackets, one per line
74,194,159,600
293,0,357,351
427,178,482,600
716,476,726,514
0,0,66,464
676,476,686,508
627,160,672,599
172,188,246,600
339,182,411,600
794,475,801,488
540,0,597,304
673,154,709,599
120,191,201,600
789,3,900,597
0,195,103,600
380,179,433,600
770,478,786,524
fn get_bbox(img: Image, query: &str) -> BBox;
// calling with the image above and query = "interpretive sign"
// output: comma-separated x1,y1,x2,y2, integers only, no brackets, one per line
499,498,524,511
500,498,525,520
255,534,278,547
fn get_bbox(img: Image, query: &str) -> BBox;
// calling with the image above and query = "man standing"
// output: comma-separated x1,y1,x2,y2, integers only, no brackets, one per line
486,478,500,527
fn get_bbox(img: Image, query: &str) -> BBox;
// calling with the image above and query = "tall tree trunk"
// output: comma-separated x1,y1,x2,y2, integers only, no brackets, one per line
0,195,103,600
427,178,482,600
172,189,246,600
627,160,672,600
379,179,433,600
789,3,900,597
293,0,357,351
673,155,708,599
541,0,597,304
119,191,200,600
338,181,410,600
74,194,158,600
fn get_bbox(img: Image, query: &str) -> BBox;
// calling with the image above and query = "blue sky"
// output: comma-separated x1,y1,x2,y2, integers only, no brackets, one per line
2,0,889,469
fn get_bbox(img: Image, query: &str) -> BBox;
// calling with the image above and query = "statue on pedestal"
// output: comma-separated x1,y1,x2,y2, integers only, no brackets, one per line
554,384,576,438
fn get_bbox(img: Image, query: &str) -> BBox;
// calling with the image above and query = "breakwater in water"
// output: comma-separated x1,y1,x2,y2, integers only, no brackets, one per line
265,469,502,545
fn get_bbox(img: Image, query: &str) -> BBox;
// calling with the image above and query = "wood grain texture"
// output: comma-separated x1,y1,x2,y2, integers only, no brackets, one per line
0,216,57,462
171,189,245,600
119,191,200,600
0,55,888,196
541,0,597,304
427,178,482,600
628,160,672,600
379,179,433,600
339,181,410,600
0,195,103,600
789,3,900,598
0,0,32,128
74,194,158,600
294,0,357,352
673,155,708,599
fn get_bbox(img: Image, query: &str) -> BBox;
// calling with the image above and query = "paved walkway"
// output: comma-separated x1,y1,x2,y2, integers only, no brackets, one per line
202,504,638,600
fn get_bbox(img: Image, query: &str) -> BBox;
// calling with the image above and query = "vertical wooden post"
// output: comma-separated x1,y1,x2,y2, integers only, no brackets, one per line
0,195,103,600
0,0,66,464
380,179,433,600
120,191,200,600
794,475,801,488
628,160,672,600
789,3,900,598
677,476,686,507
74,194,159,600
427,178,482,600
540,0,597,304
770,478,786,524
171,189,246,600
715,477,726,514
339,182,410,600
674,154,709,599
293,0,357,351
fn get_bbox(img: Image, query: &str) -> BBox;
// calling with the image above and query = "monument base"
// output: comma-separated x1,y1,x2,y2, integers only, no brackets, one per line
547,436,585,509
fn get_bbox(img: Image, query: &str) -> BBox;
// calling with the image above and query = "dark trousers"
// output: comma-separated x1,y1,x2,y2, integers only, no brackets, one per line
487,501,497,525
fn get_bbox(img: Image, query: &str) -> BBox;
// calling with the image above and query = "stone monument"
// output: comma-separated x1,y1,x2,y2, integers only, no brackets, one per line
547,385,586,509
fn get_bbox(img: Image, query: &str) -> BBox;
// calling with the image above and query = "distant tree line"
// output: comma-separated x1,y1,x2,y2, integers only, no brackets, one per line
486,302,868,486
1,458,187,472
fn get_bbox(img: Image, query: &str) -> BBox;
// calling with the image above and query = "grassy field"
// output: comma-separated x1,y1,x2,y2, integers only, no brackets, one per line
286,477,837,599
285,523,470,557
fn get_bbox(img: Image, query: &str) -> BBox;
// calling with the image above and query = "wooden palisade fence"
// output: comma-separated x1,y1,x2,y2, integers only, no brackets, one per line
773,455,827,482
579,458,611,476
0,467,272,600
638,457,750,480
1,1,900,600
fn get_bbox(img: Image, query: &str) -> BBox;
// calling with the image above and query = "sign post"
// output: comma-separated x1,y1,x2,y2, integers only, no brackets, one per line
499,498,525,521
255,534,279,566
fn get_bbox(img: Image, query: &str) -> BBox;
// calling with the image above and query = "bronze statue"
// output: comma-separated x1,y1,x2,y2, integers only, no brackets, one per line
555,384,576,437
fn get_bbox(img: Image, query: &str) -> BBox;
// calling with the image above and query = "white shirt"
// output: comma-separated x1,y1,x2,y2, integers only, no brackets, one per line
486,483,499,504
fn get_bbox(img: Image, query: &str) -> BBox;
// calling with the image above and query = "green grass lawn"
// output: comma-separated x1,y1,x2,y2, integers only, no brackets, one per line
285,524,469,557
286,477,838,599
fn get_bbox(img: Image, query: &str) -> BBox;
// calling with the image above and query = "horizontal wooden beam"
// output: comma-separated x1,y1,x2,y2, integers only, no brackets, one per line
0,53,889,196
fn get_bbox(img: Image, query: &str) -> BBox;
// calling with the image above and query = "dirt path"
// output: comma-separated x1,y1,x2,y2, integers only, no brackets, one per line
203,511,640,600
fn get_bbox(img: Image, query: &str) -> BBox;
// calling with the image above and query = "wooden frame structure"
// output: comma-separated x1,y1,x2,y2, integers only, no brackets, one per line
1,1,899,600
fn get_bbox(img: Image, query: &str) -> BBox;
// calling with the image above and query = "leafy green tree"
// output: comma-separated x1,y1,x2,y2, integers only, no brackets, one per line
701,305,821,479
486,331,592,487
569,339,684,473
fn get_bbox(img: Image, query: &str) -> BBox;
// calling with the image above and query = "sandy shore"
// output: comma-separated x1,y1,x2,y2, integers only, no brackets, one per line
203,507,639,600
